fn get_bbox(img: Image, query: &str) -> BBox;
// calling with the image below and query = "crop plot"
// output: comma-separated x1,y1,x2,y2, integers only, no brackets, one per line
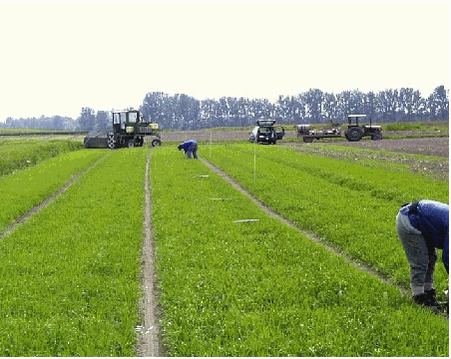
0,150,106,235
202,143,449,294
0,138,448,356
150,146,448,356
0,149,147,356
0,138,83,177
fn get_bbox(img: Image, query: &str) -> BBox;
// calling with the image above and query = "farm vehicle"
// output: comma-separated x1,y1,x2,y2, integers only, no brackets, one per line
84,110,162,149
249,119,285,144
297,114,382,143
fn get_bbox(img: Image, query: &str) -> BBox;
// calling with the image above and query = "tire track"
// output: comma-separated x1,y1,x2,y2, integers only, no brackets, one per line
0,153,108,241
200,156,410,296
137,149,161,356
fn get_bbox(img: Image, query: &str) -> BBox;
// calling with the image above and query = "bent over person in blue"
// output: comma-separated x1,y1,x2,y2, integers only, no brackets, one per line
178,139,198,159
396,200,449,307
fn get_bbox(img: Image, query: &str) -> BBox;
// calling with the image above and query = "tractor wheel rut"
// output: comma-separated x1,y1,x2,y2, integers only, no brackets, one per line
0,154,106,241
200,156,410,296
137,150,161,357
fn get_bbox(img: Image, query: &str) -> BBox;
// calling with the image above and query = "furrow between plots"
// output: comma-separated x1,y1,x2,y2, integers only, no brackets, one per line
137,149,161,357
0,154,107,241
200,156,409,296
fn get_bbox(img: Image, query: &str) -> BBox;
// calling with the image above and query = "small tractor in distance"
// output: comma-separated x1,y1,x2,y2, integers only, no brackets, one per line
345,114,382,141
297,114,382,142
84,109,162,149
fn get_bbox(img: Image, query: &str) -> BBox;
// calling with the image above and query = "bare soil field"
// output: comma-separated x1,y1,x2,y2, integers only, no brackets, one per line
286,137,449,182
330,136,449,158
160,129,252,142
159,128,445,145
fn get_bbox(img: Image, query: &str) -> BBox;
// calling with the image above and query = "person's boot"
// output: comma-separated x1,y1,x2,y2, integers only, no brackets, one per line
413,293,428,305
425,288,437,304
413,292,438,307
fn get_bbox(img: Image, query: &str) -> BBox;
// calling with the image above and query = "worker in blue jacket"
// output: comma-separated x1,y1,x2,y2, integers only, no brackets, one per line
178,139,198,159
396,200,449,306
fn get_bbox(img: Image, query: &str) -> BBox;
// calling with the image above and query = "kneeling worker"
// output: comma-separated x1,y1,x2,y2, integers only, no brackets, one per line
178,139,198,159
396,200,448,306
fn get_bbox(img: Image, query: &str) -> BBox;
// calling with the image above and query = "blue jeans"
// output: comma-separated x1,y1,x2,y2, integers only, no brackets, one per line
396,211,437,293
187,144,198,159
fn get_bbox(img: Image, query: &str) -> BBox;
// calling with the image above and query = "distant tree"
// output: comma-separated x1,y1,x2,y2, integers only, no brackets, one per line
136,86,448,130
141,91,172,128
95,110,110,131
376,89,399,122
51,115,64,130
397,88,424,121
236,97,250,126
62,117,77,130
4,117,16,128
302,88,323,121
321,92,337,122
362,91,377,121
199,98,218,128
250,98,273,120
77,107,96,131
335,90,353,120
274,95,289,123
428,85,449,120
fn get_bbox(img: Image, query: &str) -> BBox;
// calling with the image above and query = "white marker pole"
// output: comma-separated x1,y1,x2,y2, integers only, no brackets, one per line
210,125,212,158
254,144,257,186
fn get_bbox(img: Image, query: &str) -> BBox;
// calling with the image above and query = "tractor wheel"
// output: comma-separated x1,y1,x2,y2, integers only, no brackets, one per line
152,139,162,147
371,132,382,141
107,134,116,149
133,138,141,147
345,127,363,142
303,137,313,143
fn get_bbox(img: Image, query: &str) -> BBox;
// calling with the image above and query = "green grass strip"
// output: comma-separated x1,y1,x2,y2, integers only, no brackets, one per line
0,149,107,233
151,147,448,357
202,144,449,294
0,148,147,356
0,138,84,177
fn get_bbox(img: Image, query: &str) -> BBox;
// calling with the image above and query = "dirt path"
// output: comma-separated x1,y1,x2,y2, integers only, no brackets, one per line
137,150,161,356
200,157,410,296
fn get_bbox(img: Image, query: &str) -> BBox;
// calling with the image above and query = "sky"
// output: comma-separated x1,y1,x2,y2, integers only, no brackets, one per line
0,0,449,122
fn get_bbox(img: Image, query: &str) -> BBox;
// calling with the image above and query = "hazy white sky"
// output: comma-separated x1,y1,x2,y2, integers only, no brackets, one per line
0,0,449,122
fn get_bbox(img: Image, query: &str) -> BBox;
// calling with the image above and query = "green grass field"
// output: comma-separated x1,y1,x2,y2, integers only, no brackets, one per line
201,144,448,292
151,146,448,356
0,131,448,356
0,138,84,177
0,149,106,233
0,149,146,356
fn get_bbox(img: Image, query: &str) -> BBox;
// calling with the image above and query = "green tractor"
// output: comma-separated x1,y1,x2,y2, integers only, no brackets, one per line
84,109,162,149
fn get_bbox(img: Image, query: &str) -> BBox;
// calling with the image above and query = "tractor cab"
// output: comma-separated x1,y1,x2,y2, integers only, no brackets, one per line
347,114,367,127
112,110,144,135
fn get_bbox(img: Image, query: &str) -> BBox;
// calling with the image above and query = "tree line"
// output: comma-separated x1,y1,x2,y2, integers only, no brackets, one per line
1,85,448,131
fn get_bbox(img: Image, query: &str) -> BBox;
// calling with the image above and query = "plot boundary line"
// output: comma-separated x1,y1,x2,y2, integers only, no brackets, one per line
0,153,107,241
200,157,410,296
137,149,161,357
